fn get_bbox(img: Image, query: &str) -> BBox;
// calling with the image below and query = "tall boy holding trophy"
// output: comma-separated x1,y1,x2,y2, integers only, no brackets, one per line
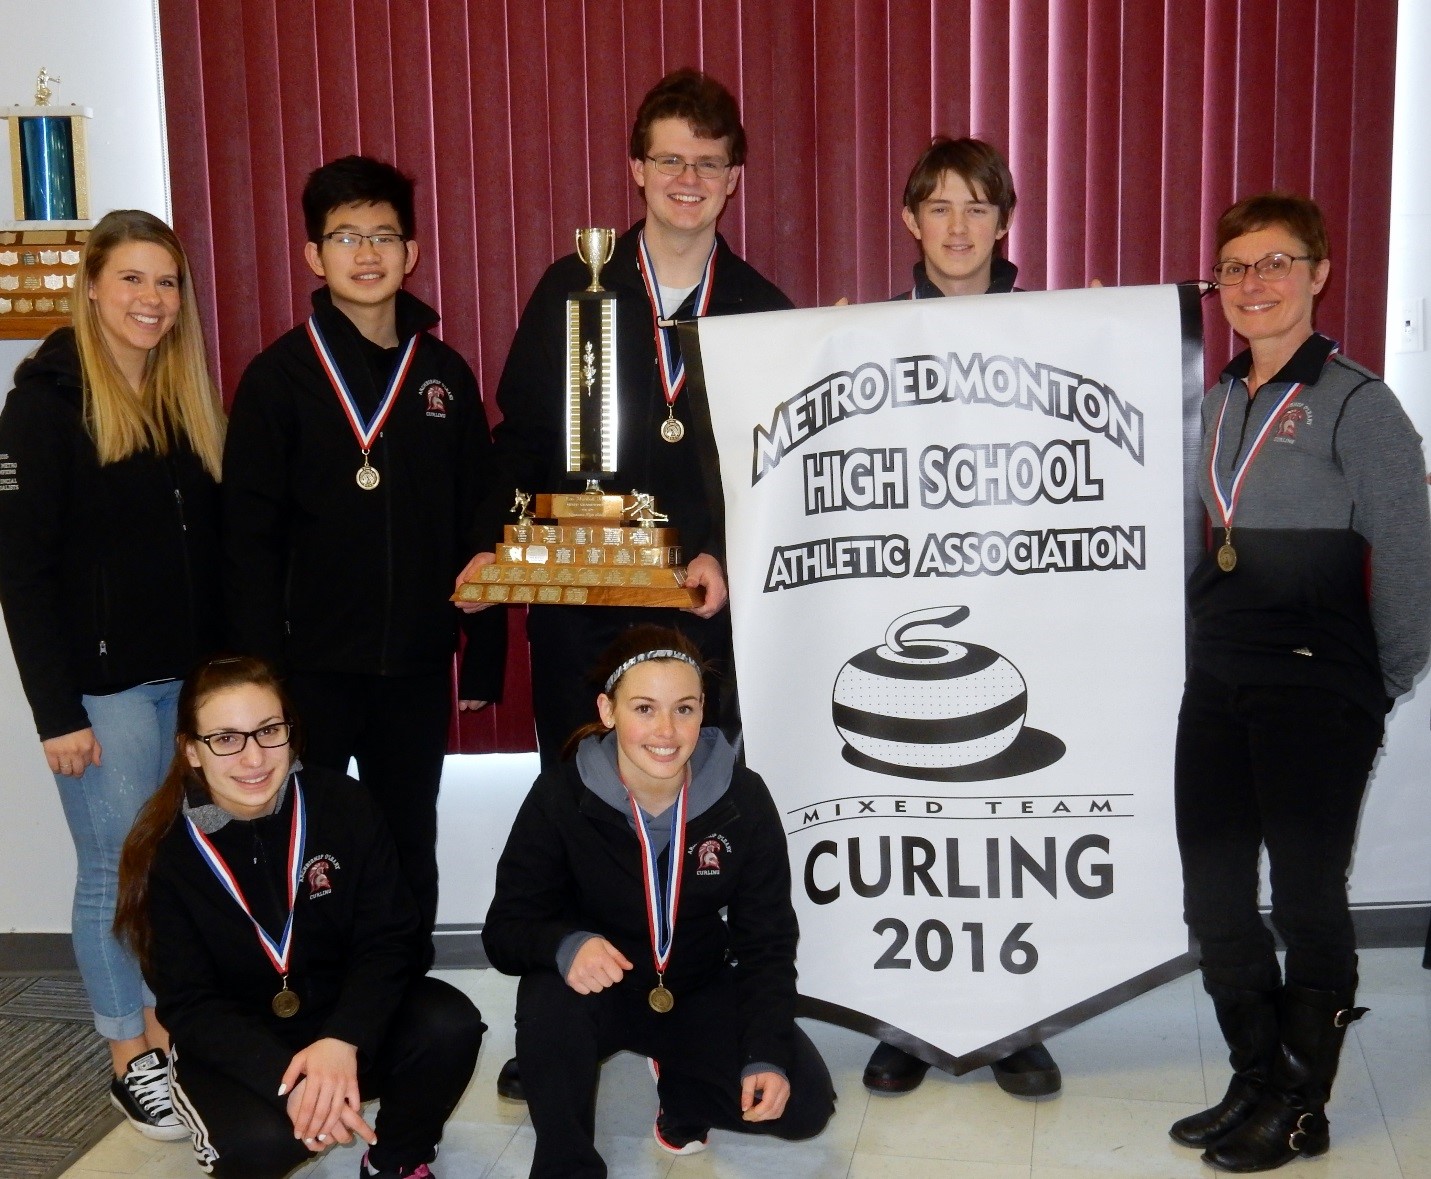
223,156,505,962
464,70,791,766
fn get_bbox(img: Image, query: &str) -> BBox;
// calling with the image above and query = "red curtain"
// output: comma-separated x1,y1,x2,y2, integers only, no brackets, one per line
157,0,1399,753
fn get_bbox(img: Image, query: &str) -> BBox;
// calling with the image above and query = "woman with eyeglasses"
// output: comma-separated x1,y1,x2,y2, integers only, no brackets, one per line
1171,192,1431,1172
0,209,226,1139
114,655,484,1179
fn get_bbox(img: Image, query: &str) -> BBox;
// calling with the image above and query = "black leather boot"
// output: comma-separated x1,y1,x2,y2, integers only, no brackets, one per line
1201,984,1367,1173
989,1042,1061,1097
1169,982,1279,1147
496,1055,524,1101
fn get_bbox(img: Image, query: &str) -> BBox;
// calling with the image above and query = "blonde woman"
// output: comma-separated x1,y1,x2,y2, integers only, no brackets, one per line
0,209,225,1137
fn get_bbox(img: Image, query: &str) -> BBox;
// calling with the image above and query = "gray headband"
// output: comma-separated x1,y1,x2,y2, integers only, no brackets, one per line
603,649,700,695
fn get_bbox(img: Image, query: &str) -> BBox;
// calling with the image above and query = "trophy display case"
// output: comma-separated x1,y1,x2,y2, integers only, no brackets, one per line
2,69,91,340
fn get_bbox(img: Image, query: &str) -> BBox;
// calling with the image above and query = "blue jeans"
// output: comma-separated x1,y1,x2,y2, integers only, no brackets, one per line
53,679,180,1040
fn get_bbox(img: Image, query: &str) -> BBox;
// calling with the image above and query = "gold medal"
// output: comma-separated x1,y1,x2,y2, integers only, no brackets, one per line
1216,526,1237,573
631,775,689,1018
638,233,711,449
188,781,309,1026
1209,378,1310,581
272,985,300,1018
308,316,415,496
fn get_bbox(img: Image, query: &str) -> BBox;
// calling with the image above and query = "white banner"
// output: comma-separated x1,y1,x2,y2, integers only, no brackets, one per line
689,285,1202,1067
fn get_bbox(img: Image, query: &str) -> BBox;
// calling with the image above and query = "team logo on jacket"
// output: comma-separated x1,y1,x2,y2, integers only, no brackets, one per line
421,379,450,418
1274,403,1309,442
303,854,340,899
692,835,730,876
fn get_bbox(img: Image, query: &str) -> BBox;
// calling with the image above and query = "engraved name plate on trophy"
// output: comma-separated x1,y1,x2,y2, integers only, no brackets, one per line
454,487,702,609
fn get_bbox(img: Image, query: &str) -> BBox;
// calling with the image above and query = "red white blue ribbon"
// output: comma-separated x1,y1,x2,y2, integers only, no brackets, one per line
627,776,688,980
306,317,419,454
636,233,716,409
1209,344,1337,531
1209,381,1304,530
185,777,306,979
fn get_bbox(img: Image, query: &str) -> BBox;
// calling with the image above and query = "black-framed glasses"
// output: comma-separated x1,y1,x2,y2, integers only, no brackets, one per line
1212,253,1313,286
320,231,406,250
195,722,293,756
645,154,731,180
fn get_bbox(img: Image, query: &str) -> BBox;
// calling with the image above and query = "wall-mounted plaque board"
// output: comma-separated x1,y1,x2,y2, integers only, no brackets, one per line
0,228,84,339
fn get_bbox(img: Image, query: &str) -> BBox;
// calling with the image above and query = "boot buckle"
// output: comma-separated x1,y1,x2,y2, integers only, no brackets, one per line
1287,1111,1315,1150
1333,1005,1369,1028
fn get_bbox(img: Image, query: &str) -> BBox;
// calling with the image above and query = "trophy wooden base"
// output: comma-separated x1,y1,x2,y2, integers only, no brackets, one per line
453,492,706,609
454,576,702,609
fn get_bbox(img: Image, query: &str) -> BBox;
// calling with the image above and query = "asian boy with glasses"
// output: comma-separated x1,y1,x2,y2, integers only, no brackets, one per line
222,155,505,965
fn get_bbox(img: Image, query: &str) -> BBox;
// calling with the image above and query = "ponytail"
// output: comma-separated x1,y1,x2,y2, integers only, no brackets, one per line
113,766,189,975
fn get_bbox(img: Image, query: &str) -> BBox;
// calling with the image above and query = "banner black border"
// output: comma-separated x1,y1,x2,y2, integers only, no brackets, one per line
676,316,725,572
682,287,1212,1070
797,947,1200,1075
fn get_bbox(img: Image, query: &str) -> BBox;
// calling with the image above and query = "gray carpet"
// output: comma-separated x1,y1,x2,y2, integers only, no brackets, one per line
0,976,121,1179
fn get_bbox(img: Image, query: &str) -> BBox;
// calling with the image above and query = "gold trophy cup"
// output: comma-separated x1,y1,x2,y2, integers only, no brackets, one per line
452,227,703,609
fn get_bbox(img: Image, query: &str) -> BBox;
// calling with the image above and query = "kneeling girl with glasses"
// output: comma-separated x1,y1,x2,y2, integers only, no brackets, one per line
483,625,835,1178
115,655,484,1179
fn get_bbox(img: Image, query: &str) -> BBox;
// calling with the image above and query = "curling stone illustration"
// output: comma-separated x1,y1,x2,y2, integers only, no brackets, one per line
832,605,1063,781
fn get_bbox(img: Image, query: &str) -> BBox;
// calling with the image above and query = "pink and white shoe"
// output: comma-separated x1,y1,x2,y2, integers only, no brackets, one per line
653,1109,708,1156
360,1150,435,1178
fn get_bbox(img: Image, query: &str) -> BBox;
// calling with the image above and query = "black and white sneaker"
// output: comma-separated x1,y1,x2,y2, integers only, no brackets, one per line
110,1048,188,1140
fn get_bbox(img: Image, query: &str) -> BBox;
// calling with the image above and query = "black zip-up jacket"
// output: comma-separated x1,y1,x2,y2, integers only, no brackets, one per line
223,287,504,697
483,730,802,1074
894,255,1021,300
0,329,223,739
477,222,793,559
1189,333,1431,717
147,766,421,1103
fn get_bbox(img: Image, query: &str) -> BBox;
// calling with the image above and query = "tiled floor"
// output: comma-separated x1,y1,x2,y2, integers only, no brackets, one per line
61,947,1431,1178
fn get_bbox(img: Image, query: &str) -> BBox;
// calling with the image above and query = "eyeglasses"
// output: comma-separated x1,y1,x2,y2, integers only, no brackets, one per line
645,154,732,180
1211,253,1314,286
320,231,407,250
195,722,293,756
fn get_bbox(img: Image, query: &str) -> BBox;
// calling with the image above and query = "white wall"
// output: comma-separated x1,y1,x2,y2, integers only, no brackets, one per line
0,0,172,932
1359,0,1431,909
434,754,536,924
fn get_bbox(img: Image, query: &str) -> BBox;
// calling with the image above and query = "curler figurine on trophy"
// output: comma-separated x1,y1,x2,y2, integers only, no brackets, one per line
453,228,704,609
